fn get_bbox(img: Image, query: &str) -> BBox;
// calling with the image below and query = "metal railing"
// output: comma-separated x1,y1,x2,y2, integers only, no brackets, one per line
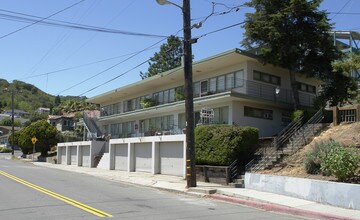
83,113,102,140
100,78,317,117
229,159,239,182
245,108,324,173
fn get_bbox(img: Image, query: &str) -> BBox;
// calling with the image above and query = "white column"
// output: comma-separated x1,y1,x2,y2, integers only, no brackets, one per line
77,145,81,167
128,143,135,172
66,145,70,165
152,141,160,174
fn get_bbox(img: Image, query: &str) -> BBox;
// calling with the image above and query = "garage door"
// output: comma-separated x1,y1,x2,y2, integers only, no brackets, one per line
135,143,152,172
60,147,66,165
114,144,128,170
160,142,184,176
82,146,90,167
70,146,77,165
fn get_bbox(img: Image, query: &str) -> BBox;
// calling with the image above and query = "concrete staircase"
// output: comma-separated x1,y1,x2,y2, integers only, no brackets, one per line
245,108,326,172
249,123,327,171
229,174,245,188
96,153,110,170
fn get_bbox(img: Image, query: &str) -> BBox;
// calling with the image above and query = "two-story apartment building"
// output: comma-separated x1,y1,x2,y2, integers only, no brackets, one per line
87,48,319,138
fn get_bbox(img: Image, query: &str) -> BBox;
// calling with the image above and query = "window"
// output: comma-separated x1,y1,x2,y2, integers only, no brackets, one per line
200,80,208,95
297,82,316,94
217,75,225,91
235,70,244,87
226,73,234,90
193,82,200,97
253,70,281,86
209,78,217,93
244,106,273,120
213,106,229,124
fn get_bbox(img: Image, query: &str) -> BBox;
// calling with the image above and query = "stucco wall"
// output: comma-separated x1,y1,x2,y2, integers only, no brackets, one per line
245,173,360,210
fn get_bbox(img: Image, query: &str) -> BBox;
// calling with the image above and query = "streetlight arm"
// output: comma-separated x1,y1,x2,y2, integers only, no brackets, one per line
156,0,182,10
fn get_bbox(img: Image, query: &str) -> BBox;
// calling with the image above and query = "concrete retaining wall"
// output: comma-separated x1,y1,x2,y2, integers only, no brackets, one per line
245,173,360,210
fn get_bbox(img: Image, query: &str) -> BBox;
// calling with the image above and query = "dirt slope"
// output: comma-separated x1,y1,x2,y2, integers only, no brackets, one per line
260,122,360,182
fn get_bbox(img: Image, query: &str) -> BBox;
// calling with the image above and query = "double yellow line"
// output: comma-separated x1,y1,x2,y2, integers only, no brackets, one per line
0,170,112,218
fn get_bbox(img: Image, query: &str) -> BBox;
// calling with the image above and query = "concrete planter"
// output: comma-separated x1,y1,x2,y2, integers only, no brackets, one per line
245,173,360,210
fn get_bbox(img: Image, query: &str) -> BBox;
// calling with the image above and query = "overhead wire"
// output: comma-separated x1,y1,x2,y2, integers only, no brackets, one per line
57,37,168,96
0,0,86,40
0,9,167,38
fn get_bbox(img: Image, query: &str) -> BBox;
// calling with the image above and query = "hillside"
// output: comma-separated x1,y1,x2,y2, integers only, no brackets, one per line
0,79,87,114
261,122,360,183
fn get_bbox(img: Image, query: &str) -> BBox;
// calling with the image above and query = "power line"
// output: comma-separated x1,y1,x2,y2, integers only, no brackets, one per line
196,21,245,40
331,0,352,19
17,47,158,80
0,0,86,40
79,58,151,96
0,9,168,38
57,38,168,96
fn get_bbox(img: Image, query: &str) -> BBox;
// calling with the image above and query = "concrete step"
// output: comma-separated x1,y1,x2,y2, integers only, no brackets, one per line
96,152,110,169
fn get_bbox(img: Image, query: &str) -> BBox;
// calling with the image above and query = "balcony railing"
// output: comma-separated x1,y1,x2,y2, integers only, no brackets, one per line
100,79,316,117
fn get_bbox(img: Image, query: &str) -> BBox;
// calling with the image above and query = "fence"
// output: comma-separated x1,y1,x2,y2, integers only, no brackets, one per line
333,105,360,125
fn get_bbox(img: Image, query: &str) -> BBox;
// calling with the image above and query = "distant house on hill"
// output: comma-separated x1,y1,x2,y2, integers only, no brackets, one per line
0,126,21,148
48,113,76,132
2,109,30,117
37,107,50,115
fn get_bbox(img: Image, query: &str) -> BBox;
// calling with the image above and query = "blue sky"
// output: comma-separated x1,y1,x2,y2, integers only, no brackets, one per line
0,0,359,98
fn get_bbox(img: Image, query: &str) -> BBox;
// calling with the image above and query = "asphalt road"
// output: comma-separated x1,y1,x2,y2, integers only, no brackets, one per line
0,155,305,220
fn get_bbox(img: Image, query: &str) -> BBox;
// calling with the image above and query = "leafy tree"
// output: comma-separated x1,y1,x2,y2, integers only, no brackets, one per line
0,118,22,127
318,72,357,106
140,35,183,79
54,95,61,105
242,0,340,110
333,53,360,77
59,99,98,114
12,120,60,157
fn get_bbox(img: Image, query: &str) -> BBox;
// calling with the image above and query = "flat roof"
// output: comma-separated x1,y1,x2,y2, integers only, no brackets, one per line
87,48,258,104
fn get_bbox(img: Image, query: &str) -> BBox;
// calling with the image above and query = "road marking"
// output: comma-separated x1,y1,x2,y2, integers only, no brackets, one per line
0,170,112,218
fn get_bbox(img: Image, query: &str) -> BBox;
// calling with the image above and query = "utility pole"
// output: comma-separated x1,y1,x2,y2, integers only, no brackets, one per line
3,88,18,155
182,0,196,188
156,0,196,187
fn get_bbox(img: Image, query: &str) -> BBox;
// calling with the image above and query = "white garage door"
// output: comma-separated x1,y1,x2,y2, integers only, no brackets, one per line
135,143,152,172
82,146,90,167
160,142,184,176
114,144,128,170
70,146,77,165
60,147,66,165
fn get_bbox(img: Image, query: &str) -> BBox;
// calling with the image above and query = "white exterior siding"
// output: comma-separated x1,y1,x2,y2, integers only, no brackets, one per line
114,144,128,170
134,143,152,172
81,146,90,167
89,49,319,138
159,142,184,176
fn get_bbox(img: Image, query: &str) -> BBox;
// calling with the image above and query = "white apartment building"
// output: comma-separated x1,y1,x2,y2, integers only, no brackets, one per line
87,48,319,138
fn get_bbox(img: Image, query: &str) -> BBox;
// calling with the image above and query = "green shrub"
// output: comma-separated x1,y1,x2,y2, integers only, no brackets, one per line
195,125,259,166
291,110,304,122
320,145,359,182
304,141,360,181
0,147,12,153
304,141,337,175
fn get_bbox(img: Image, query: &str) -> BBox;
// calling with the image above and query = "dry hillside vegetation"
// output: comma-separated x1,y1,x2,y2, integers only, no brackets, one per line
260,122,360,182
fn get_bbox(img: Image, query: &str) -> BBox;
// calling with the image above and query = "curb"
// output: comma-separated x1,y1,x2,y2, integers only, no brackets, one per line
207,194,358,220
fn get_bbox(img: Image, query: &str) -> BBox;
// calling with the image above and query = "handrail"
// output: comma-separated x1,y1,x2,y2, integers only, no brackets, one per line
229,159,238,182
245,108,324,173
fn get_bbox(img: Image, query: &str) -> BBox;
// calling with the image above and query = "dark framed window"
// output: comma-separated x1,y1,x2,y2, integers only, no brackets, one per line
244,106,273,120
297,82,316,94
253,70,281,86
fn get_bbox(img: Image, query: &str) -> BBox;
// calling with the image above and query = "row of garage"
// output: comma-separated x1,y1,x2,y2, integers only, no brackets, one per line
57,135,187,178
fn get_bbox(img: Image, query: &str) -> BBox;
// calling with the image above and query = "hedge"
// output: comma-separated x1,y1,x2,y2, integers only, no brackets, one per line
195,125,259,166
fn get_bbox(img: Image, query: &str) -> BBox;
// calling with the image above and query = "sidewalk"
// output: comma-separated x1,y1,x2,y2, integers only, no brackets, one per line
33,162,360,220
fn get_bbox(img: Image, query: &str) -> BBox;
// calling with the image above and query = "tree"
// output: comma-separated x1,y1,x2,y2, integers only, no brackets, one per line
54,95,61,105
140,35,183,79
242,0,340,110
12,120,60,157
332,53,360,78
